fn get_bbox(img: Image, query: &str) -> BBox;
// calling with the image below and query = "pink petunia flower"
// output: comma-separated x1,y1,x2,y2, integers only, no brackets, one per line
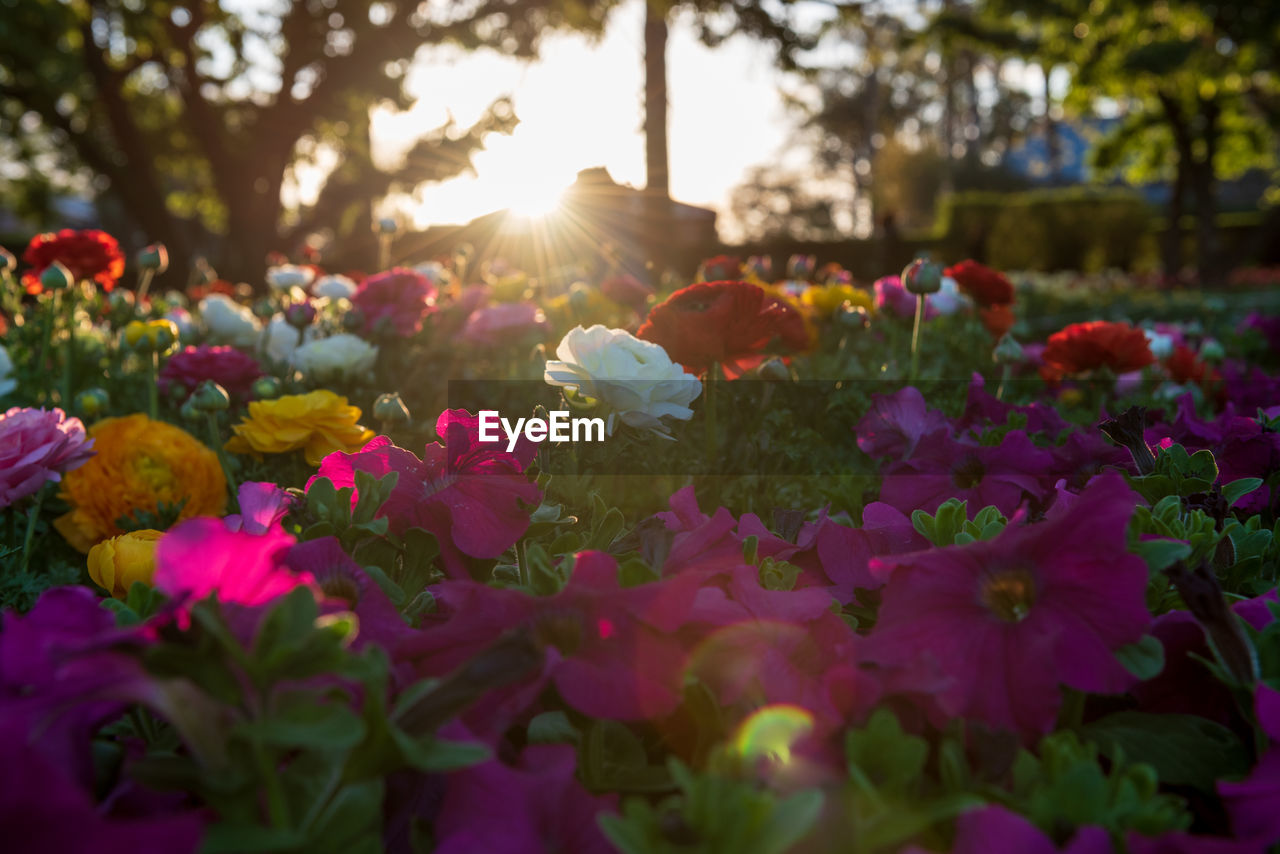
865,473,1150,737
154,519,312,607
310,409,541,578
855,386,951,460
223,481,291,534
458,302,549,348
158,345,263,402
904,805,1111,854
0,407,95,510
350,267,436,337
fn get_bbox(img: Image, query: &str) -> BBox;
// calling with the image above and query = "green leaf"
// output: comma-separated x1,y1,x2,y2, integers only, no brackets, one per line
1115,635,1165,680
391,727,491,772
845,708,929,796
1080,712,1251,790
528,711,579,745
1132,538,1191,573
1222,478,1263,508
239,699,366,750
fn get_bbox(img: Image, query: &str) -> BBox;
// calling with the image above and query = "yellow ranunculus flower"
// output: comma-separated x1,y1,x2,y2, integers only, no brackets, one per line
55,414,227,553
87,529,164,598
124,318,180,353
801,284,876,318
225,389,375,467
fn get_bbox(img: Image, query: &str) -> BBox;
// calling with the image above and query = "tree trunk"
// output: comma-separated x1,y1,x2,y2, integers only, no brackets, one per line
642,0,671,278
1162,161,1188,283
1192,98,1222,284
1042,62,1059,183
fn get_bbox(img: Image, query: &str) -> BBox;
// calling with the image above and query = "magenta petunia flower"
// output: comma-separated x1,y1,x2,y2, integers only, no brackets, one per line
400,551,704,728
0,407,95,510
154,518,312,607
310,409,541,578
0,719,203,854
1217,683,1280,844
284,536,411,653
957,373,1069,440
458,302,549,348
158,345,263,401
350,267,436,337
432,739,616,854
855,386,951,460
877,429,1053,518
865,473,1150,737
873,275,938,320
223,481,291,534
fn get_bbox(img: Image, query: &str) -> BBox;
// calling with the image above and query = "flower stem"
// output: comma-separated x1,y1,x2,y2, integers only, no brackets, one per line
37,294,56,403
136,268,155,304
19,483,50,574
145,351,159,420
206,412,238,506
909,294,924,381
996,364,1011,401
516,537,531,589
60,289,77,406
704,362,719,469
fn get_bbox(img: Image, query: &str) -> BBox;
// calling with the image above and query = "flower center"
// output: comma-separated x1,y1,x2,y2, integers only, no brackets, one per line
952,456,985,490
319,573,361,606
533,612,584,656
980,569,1037,623
131,454,178,494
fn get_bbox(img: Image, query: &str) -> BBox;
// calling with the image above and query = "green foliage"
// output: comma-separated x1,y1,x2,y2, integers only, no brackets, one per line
1080,712,1251,792
599,759,824,854
1005,731,1191,838
912,500,1008,546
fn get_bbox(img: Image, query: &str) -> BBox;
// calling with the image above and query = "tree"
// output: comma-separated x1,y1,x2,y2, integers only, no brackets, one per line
989,0,1279,280
0,0,608,282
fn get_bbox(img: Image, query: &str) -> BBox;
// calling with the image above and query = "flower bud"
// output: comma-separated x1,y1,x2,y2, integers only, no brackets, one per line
835,303,869,331
179,397,203,422
0,246,15,272
190,380,230,413
1099,405,1156,475
251,376,283,400
40,261,74,292
993,334,1025,365
136,243,169,273
108,289,136,323
569,283,592,314
74,387,110,419
787,254,816,281
252,298,276,320
87,529,164,599
1199,339,1225,363
342,307,366,332
757,356,790,381
285,301,317,330
373,392,411,426
376,217,399,235
902,258,943,295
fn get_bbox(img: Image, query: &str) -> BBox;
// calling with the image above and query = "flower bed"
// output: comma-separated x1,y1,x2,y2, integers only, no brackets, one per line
1,238,1279,853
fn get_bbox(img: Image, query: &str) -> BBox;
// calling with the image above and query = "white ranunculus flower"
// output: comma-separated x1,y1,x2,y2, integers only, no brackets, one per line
266,264,316,292
199,294,262,347
544,325,702,439
313,274,358,300
413,261,447,287
1144,328,1174,360
291,334,378,384
0,345,16,398
262,315,317,365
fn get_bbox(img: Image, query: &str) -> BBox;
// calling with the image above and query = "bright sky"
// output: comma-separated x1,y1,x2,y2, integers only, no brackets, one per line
372,0,797,234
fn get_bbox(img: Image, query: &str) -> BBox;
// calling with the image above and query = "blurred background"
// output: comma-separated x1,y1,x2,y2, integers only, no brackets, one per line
2,0,1277,284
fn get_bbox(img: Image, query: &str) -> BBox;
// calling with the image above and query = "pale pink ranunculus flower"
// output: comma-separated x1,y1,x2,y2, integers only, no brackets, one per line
0,407,96,509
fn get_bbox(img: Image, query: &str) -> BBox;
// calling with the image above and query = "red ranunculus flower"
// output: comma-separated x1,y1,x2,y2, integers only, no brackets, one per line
945,259,1014,307
979,303,1015,339
22,229,125,294
637,280,811,378
1164,344,1218,386
1040,320,1155,382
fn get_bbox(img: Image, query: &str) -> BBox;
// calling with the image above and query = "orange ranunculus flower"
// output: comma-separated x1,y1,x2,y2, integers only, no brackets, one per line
1040,321,1155,382
226,390,375,466
87,529,164,598
979,303,1015,339
22,229,126,294
55,415,227,553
